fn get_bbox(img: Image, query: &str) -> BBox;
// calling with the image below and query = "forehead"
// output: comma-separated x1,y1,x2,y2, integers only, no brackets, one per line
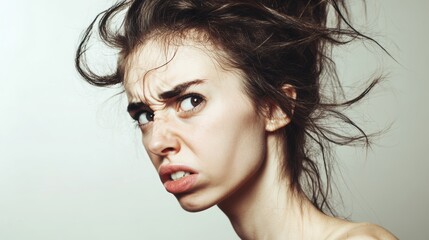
123,37,228,103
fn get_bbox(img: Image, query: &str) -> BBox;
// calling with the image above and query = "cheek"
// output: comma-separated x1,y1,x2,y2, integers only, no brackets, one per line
189,101,267,178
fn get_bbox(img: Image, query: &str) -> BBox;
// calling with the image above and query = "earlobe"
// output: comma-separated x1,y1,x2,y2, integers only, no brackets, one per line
264,108,291,132
264,84,296,132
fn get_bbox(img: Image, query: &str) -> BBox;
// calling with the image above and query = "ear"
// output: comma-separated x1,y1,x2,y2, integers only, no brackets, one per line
265,84,297,132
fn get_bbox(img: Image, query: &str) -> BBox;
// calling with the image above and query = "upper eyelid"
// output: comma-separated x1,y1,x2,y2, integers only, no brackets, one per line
163,90,205,107
176,92,205,105
176,92,202,101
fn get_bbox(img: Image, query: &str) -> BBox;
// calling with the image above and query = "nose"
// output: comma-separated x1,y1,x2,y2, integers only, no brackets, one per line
145,118,180,157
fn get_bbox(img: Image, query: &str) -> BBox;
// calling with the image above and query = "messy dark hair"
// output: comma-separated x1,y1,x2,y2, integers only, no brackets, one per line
76,0,387,215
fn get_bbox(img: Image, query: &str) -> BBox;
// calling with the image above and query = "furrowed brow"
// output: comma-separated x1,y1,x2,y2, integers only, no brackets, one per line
126,79,205,118
158,79,205,100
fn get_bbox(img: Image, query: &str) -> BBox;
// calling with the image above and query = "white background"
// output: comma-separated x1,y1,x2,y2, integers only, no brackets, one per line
1,0,428,239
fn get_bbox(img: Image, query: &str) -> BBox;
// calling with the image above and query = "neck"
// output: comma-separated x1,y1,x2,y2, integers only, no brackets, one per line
217,135,334,240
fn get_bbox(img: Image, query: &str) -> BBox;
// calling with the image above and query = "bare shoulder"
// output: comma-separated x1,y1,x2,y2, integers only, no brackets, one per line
330,222,398,240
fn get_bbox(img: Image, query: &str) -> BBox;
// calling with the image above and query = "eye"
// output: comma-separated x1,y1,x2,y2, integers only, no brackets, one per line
137,111,154,125
179,94,204,112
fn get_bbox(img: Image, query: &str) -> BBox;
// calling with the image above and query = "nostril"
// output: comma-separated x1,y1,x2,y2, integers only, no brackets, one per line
161,147,176,154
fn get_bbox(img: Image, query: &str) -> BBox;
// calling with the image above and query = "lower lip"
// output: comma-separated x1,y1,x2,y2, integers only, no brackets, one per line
164,174,198,194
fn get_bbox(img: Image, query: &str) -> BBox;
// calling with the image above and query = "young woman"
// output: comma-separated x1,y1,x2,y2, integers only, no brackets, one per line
76,0,398,239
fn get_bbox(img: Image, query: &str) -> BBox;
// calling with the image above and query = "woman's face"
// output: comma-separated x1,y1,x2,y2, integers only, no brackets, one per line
124,38,268,212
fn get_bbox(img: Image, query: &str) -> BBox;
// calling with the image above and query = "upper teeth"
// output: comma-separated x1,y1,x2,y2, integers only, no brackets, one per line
170,171,190,181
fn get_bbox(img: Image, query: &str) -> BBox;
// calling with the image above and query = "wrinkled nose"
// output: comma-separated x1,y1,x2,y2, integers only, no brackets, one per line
146,119,180,157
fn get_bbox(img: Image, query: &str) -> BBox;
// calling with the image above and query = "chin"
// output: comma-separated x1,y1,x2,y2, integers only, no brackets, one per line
175,192,218,212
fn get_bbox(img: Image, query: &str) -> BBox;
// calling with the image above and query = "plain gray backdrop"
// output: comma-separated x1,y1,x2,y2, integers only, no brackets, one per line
1,0,428,239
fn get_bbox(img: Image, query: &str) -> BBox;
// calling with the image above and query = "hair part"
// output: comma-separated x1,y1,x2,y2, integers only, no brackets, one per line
76,0,386,216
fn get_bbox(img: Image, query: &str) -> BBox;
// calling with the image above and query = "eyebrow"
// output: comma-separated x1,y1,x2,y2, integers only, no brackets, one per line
126,79,205,115
158,79,205,100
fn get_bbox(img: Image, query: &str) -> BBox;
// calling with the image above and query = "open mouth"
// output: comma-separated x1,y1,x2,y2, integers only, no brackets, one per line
159,165,197,184
160,168,198,194
170,171,192,181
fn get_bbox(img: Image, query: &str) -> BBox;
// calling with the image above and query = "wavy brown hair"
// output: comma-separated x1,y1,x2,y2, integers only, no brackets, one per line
76,0,387,216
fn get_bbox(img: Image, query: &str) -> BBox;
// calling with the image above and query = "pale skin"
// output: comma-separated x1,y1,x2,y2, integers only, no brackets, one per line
123,36,398,240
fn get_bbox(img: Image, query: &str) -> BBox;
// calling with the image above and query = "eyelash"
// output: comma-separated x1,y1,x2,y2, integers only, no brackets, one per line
133,93,206,128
